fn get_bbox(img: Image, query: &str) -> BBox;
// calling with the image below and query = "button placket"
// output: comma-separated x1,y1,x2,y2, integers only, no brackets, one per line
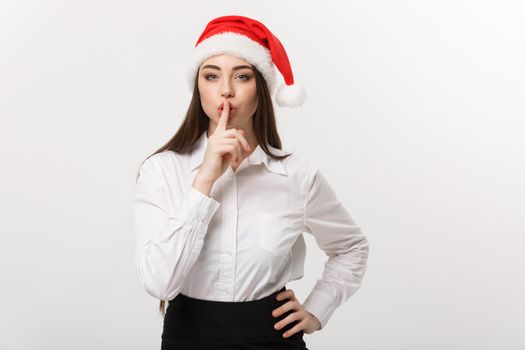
218,174,238,299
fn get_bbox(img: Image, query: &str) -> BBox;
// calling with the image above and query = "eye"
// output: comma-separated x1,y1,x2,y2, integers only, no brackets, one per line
203,73,252,81
237,74,251,81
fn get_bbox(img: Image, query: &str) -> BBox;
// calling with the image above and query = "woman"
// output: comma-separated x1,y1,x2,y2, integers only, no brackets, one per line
133,15,370,349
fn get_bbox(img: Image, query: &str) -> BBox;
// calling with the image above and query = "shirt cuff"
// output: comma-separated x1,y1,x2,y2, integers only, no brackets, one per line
302,288,336,330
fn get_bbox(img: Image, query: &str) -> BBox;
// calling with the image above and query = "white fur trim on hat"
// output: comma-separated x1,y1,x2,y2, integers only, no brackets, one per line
186,32,277,94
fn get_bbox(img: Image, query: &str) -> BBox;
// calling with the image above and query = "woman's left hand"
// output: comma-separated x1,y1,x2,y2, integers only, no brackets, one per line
272,288,321,338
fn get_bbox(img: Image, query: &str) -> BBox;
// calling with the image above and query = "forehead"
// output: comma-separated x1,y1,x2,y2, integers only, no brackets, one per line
200,53,252,68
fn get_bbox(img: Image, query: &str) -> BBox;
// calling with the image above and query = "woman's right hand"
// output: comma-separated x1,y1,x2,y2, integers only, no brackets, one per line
195,101,251,185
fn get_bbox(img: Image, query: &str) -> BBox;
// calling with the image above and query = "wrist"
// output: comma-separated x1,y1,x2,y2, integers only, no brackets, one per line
194,172,214,185
308,311,321,330
193,174,214,196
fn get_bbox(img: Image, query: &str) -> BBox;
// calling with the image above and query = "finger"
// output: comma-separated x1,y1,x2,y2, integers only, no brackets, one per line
216,144,237,163
223,129,251,152
221,139,242,164
216,101,230,131
276,290,296,301
230,141,241,166
274,310,301,331
272,300,300,318
235,140,242,163
235,129,251,152
282,320,306,338
228,143,240,164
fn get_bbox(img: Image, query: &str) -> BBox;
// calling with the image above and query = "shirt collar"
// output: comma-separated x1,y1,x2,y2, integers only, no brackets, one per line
190,130,288,176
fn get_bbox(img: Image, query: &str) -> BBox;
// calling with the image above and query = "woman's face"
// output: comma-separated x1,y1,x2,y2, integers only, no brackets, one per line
198,54,258,130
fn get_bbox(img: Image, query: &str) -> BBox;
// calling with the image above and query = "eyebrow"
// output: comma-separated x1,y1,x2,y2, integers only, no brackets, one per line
200,64,254,72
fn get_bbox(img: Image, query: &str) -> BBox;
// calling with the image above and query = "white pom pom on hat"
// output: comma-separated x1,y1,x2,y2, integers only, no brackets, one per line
186,15,306,108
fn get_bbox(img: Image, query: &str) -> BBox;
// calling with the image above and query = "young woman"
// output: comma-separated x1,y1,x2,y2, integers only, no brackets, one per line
133,15,370,350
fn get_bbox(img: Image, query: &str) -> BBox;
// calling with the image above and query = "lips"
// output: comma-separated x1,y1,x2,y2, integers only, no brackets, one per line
218,107,236,113
219,102,236,110
218,105,237,114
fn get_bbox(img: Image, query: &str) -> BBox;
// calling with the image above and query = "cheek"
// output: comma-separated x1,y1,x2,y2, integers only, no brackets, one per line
198,83,213,107
249,90,258,111
198,80,208,97
242,84,258,108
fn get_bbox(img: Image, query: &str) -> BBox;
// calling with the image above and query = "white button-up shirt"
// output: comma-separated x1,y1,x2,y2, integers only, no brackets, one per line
133,130,369,329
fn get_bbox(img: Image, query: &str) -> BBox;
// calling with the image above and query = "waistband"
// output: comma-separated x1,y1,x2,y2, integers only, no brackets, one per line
162,285,304,342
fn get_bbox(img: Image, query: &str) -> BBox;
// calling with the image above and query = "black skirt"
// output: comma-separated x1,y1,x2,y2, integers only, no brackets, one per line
161,285,309,349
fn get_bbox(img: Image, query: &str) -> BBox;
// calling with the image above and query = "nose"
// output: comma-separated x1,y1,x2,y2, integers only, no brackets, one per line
220,79,234,98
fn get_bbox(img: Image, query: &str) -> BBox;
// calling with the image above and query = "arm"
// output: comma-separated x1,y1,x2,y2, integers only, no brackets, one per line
133,157,220,301
301,165,369,330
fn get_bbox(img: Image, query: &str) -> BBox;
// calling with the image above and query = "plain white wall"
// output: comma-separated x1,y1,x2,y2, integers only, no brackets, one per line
1,0,524,349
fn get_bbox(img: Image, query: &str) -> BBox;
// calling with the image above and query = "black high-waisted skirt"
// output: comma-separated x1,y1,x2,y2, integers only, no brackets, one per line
161,285,309,349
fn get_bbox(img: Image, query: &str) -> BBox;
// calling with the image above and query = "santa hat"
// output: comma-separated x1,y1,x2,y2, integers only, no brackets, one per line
186,15,306,108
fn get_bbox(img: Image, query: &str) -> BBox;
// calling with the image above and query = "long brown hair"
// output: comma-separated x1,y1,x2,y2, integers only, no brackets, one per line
135,62,292,317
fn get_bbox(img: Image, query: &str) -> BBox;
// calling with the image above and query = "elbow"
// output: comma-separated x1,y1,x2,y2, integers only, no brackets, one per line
345,230,369,265
360,234,370,258
356,234,370,265
136,259,182,301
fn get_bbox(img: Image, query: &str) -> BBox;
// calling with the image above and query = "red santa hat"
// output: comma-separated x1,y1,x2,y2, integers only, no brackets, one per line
186,15,306,108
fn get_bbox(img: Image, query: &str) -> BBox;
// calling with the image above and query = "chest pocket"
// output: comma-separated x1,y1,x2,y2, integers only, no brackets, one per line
258,213,299,256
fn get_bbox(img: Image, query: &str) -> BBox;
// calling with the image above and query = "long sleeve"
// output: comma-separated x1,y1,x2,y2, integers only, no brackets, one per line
133,157,221,301
301,166,369,330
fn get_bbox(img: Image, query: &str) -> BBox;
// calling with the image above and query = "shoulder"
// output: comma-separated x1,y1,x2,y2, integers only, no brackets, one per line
138,150,190,181
142,149,191,169
277,147,318,194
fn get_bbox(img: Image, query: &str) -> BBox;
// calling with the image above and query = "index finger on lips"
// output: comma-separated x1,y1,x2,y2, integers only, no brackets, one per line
216,101,230,131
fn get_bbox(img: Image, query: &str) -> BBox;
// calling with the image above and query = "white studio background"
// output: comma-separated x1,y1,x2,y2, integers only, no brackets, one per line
1,1,524,349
